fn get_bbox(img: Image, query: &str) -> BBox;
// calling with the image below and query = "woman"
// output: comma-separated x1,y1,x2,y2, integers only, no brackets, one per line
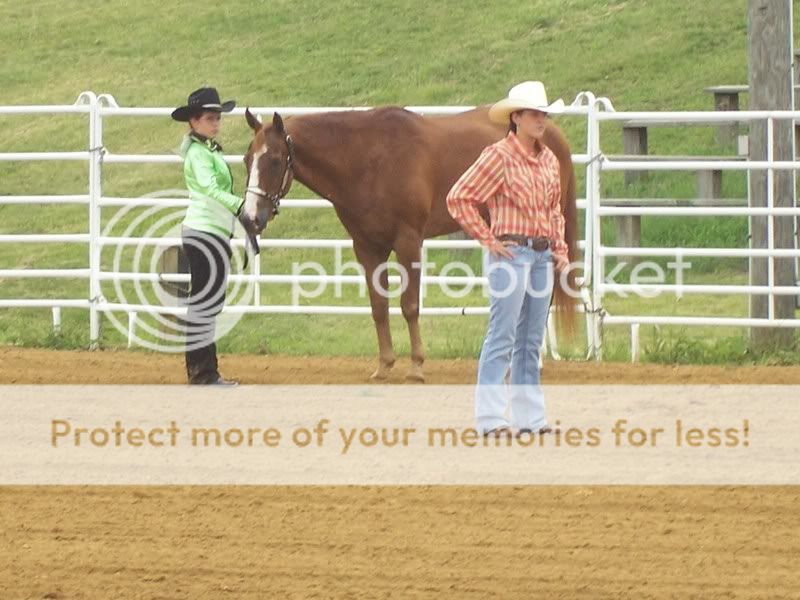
446,81,568,438
172,86,243,385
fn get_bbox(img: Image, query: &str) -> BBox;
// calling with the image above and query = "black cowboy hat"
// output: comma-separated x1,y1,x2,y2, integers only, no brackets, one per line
171,87,236,122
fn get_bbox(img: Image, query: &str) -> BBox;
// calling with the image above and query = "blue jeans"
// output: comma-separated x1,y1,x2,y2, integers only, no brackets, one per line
475,245,554,433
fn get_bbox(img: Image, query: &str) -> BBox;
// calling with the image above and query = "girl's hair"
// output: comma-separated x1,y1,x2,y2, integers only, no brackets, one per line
188,107,207,122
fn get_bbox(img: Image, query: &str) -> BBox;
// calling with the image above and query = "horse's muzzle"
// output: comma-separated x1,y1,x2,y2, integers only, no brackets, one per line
238,211,260,237
256,207,272,231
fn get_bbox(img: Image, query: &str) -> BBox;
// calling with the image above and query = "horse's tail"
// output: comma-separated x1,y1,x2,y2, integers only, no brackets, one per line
553,161,579,340
547,124,580,341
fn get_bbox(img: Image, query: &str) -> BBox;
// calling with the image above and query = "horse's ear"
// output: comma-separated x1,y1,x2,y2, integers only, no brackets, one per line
245,108,262,132
272,112,285,134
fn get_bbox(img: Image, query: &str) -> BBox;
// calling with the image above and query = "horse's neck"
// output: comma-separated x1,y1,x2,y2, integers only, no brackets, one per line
287,115,356,205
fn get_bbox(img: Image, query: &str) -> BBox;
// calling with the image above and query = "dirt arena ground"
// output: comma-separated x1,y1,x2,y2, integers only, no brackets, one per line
4,345,800,385
1,347,799,599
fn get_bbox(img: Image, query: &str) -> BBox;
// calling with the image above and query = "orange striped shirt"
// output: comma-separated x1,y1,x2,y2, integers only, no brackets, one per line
446,132,567,265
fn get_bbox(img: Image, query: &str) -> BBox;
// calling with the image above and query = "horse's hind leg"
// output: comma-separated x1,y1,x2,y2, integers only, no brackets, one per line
353,239,395,380
394,232,425,383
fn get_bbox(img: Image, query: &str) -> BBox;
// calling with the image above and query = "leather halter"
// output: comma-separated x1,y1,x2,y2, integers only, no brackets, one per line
245,134,295,216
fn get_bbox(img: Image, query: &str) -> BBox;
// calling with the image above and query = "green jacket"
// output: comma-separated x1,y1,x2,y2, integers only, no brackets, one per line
179,133,243,238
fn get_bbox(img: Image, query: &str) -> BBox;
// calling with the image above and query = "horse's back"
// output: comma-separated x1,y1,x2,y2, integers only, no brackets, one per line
359,105,503,168
346,105,502,180
320,105,571,240
363,106,506,237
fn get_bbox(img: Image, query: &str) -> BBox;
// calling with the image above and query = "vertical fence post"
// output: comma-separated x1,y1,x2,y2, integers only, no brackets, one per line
630,323,640,363
588,98,604,361
51,307,61,335
88,95,103,349
74,91,103,349
767,117,775,320
253,241,261,307
419,246,427,313
578,96,592,359
127,312,137,348
574,93,597,360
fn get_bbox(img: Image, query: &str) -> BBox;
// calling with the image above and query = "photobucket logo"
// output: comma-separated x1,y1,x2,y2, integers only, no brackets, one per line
289,255,565,302
101,190,254,352
285,253,692,302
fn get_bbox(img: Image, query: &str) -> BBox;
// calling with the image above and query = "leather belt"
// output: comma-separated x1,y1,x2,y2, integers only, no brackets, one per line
498,234,551,251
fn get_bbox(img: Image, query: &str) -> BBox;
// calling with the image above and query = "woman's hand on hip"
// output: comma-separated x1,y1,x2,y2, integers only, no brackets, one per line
487,239,515,259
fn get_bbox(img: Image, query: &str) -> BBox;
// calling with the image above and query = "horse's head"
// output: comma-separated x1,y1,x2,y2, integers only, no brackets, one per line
240,109,295,235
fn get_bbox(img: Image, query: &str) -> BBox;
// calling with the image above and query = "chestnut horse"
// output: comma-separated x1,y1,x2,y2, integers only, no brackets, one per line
241,107,577,382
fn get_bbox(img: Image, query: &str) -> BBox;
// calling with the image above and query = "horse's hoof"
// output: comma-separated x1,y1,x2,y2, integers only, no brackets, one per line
405,369,425,383
370,367,391,381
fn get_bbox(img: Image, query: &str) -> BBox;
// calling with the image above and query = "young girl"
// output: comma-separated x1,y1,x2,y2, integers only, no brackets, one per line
171,87,243,385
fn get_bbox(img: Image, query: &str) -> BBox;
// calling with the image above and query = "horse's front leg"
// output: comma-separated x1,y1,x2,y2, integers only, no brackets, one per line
353,239,395,380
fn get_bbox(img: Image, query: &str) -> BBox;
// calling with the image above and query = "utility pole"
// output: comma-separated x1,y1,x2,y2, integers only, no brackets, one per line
747,0,796,349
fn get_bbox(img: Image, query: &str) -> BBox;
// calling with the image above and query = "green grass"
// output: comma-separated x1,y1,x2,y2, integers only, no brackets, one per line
1,0,799,364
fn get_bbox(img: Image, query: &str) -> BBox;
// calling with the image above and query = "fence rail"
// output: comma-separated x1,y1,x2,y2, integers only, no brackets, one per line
1,91,799,360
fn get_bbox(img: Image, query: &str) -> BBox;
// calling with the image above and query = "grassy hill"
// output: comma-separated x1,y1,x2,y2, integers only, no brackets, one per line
1,0,798,363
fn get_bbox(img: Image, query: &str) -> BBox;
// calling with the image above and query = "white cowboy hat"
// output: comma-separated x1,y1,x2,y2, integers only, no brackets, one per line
488,81,565,124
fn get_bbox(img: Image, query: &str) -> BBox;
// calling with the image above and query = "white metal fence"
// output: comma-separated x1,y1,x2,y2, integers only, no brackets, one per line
0,91,798,359
589,108,800,359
